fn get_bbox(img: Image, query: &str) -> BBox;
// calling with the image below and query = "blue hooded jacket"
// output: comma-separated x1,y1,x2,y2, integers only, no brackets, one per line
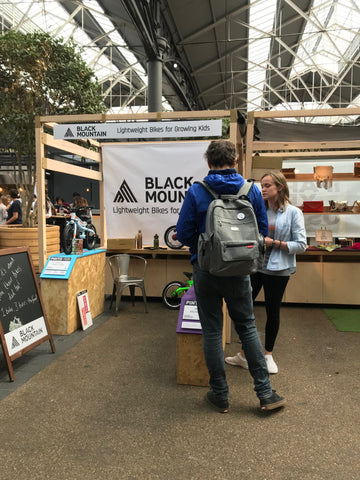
176,168,268,264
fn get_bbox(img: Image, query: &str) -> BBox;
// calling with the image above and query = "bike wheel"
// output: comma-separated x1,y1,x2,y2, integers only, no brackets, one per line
62,223,75,254
84,224,97,250
164,225,184,249
162,281,186,309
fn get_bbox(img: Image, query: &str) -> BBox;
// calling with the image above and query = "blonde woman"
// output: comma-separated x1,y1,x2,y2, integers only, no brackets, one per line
226,171,307,374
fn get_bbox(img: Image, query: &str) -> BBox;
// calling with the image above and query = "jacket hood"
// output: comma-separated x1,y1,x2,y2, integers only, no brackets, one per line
203,169,245,195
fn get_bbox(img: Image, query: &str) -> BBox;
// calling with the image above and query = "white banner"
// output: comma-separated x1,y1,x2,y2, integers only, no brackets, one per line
102,142,210,245
54,120,222,140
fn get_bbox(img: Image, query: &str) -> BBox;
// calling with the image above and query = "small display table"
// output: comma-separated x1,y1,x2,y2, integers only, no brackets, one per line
176,286,209,387
40,249,106,335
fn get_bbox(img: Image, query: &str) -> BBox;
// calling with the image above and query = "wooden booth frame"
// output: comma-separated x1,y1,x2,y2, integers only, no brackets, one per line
36,110,242,343
243,106,360,308
35,109,243,272
244,106,360,179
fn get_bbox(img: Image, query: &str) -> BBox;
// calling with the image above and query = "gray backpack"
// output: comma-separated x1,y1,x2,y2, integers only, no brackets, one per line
196,180,265,276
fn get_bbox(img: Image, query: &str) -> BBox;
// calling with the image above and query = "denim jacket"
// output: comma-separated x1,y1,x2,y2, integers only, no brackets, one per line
265,204,307,273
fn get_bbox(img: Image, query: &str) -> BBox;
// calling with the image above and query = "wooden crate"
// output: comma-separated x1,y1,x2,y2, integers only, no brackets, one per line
107,238,136,250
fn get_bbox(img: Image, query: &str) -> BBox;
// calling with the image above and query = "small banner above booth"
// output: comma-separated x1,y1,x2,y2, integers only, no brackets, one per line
102,142,210,245
54,120,222,140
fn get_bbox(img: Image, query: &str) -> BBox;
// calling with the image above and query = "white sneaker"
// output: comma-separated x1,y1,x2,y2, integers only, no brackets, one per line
265,354,278,374
225,353,248,369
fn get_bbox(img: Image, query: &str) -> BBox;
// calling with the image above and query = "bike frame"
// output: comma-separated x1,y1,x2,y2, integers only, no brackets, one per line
68,211,94,240
172,279,193,297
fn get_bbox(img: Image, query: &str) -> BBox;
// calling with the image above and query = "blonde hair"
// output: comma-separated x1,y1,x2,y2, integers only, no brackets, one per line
74,196,88,207
261,171,291,210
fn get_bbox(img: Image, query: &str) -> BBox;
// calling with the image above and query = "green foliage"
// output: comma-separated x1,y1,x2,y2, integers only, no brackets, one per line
0,30,106,226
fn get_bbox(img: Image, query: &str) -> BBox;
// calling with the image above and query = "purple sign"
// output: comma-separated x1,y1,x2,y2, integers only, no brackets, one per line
176,285,202,334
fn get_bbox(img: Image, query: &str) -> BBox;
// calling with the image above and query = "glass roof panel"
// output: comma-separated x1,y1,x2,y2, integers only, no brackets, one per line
290,0,360,78
247,0,277,109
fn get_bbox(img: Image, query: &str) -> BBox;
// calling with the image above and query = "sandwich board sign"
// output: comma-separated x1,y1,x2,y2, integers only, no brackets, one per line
0,247,55,381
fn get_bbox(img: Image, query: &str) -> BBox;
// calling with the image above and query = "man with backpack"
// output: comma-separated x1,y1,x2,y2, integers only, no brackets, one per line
176,139,285,413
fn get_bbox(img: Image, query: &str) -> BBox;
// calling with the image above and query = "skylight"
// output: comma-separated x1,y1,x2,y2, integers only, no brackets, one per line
290,0,360,78
247,0,277,109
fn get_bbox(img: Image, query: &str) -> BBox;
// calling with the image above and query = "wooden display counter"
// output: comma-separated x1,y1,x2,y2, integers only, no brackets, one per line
284,248,360,305
40,249,106,335
255,248,360,305
106,246,360,305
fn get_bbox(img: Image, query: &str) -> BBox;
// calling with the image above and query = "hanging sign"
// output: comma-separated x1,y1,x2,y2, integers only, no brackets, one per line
102,142,209,243
53,120,222,140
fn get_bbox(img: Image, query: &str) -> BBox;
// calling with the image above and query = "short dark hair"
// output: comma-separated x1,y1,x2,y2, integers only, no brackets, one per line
72,191,80,197
9,189,19,199
204,140,236,168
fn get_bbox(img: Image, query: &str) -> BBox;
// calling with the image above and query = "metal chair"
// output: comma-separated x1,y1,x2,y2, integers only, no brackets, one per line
107,254,148,313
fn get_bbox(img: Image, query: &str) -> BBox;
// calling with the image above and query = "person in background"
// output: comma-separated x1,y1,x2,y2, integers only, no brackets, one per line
0,195,8,225
176,140,285,413
55,196,71,214
5,189,22,224
74,196,92,222
74,196,88,208
70,192,81,209
225,171,307,374
45,189,55,220
31,194,37,211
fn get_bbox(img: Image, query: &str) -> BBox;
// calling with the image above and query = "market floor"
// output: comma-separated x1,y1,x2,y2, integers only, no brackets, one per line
0,298,359,480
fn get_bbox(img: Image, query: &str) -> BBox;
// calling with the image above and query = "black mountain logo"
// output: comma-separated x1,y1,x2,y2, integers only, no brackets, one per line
11,336,20,349
113,180,137,203
64,128,74,138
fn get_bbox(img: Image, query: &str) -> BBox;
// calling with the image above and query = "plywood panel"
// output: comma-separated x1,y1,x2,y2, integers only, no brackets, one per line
323,263,360,305
284,263,323,303
177,333,209,387
41,251,105,334
166,257,193,285
130,257,165,297
40,279,69,335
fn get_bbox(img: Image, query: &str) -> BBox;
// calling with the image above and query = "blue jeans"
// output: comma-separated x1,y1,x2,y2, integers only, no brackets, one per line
193,263,272,400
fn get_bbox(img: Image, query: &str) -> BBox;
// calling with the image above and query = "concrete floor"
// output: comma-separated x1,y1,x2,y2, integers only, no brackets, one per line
0,298,359,480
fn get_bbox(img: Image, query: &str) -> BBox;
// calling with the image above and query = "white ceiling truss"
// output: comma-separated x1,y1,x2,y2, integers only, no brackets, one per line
1,0,360,124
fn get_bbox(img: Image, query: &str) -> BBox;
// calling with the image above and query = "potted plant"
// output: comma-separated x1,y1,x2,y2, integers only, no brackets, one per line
0,30,106,269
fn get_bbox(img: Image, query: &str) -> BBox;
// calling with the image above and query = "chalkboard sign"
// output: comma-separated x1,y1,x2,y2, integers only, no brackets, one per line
0,247,55,381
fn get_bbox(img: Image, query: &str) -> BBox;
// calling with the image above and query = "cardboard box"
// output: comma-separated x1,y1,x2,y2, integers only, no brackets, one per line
107,238,136,250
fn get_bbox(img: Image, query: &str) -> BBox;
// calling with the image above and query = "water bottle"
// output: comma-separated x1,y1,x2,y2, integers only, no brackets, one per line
153,234,159,249
136,230,142,249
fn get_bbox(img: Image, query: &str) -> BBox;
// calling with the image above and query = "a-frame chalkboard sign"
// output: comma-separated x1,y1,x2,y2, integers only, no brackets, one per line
0,247,55,381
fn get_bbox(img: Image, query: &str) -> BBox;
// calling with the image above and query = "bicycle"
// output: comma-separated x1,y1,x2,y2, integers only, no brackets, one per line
62,207,97,254
162,271,193,309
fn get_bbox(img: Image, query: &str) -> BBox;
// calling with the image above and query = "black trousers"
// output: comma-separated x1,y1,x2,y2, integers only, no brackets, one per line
251,272,289,352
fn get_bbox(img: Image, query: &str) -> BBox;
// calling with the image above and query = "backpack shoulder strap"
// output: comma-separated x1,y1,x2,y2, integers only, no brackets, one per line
237,179,254,198
194,180,219,200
